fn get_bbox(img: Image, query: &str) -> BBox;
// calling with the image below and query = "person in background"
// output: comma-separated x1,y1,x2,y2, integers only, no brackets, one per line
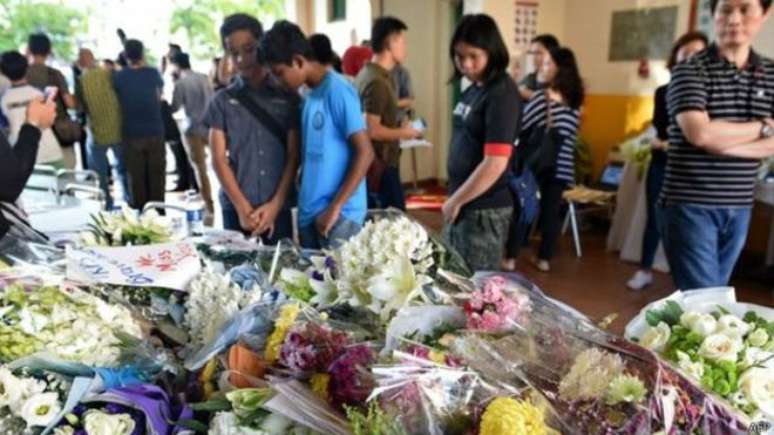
1,51,64,167
442,14,521,272
0,96,57,243
25,32,78,169
203,14,301,243
355,16,422,211
342,42,373,78
102,59,116,72
76,47,129,210
112,39,166,211
391,62,414,121
660,0,774,290
518,34,559,101
502,47,583,273
627,31,708,290
162,43,182,79
262,20,374,249
170,52,215,224
72,48,94,170
209,57,224,91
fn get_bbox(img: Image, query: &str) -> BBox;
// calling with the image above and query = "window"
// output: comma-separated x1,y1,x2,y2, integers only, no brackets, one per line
328,0,346,22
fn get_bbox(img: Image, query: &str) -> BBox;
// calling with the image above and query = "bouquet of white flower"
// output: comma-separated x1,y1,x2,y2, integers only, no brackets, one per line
0,282,144,367
0,365,67,432
184,265,264,347
633,299,774,424
279,215,436,323
81,206,177,247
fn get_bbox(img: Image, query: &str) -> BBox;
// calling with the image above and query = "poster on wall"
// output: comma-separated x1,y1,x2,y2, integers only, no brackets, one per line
514,1,539,49
608,6,678,61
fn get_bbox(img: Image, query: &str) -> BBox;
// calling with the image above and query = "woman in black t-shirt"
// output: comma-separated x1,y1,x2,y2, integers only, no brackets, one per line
626,31,707,290
502,47,583,273
442,14,522,272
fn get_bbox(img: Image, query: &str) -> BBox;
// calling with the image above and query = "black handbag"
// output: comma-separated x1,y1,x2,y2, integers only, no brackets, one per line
517,99,562,178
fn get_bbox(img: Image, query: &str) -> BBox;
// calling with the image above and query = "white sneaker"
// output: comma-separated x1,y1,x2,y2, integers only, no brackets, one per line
627,270,653,290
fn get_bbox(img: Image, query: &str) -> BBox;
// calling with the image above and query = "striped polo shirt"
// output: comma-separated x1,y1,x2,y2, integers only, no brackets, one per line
662,44,774,207
520,90,580,184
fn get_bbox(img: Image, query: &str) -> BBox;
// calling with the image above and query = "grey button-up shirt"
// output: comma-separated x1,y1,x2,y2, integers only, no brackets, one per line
171,70,213,137
203,75,301,210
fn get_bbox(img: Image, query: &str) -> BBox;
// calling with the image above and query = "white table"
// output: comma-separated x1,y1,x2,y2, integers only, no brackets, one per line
20,189,102,235
606,162,670,272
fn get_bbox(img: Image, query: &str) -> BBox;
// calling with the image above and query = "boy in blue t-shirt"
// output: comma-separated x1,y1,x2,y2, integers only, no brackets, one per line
261,21,374,249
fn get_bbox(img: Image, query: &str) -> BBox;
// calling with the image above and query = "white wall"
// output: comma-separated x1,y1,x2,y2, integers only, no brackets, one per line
313,0,372,55
757,15,774,58
564,0,692,96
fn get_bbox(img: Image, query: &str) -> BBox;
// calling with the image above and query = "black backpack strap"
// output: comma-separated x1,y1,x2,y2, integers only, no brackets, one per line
226,86,287,144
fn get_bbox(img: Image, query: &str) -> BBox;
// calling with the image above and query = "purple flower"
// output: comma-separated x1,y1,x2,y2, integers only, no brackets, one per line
324,256,337,271
104,402,127,414
328,344,375,409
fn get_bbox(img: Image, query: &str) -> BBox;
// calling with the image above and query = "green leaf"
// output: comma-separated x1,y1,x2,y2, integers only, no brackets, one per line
174,419,210,433
645,300,684,327
189,397,232,412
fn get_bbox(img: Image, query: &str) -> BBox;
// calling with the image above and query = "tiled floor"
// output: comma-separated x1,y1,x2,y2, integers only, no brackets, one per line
408,209,773,336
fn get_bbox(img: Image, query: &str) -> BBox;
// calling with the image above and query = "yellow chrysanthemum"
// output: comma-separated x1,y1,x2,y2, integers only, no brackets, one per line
264,303,301,363
480,397,547,435
310,373,331,402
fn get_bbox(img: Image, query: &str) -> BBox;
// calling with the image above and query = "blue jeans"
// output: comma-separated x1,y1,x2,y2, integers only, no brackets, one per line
641,160,666,269
660,203,751,290
86,135,128,210
222,207,293,245
299,217,362,250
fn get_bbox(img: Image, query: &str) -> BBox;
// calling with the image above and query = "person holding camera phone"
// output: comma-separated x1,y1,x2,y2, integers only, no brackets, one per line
0,90,57,242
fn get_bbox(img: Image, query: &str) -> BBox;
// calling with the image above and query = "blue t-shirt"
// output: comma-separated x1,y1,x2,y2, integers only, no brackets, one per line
298,71,367,228
112,67,164,139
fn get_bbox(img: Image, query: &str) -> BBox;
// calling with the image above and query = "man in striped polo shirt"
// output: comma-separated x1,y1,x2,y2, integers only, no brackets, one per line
662,0,774,290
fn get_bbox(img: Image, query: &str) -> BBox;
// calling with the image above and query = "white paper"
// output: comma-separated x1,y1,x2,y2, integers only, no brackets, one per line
65,242,201,291
400,139,432,149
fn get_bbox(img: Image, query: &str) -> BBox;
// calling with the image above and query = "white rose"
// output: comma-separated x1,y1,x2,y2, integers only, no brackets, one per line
699,334,742,362
748,328,770,348
0,368,22,408
741,347,774,370
689,314,718,337
640,322,671,352
739,367,774,420
20,392,61,427
680,312,702,329
717,314,751,340
83,410,135,435
676,351,705,380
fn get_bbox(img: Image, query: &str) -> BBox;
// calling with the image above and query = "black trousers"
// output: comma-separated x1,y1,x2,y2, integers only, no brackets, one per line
124,136,166,210
506,177,567,260
169,139,197,191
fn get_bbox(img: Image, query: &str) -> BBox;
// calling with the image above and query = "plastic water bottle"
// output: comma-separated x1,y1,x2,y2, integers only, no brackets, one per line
185,190,205,236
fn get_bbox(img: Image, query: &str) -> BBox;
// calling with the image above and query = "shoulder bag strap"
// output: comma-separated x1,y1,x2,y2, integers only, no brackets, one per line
226,86,287,145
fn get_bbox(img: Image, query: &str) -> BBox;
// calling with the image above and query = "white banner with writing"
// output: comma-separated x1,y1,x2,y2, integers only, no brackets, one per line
66,242,201,291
